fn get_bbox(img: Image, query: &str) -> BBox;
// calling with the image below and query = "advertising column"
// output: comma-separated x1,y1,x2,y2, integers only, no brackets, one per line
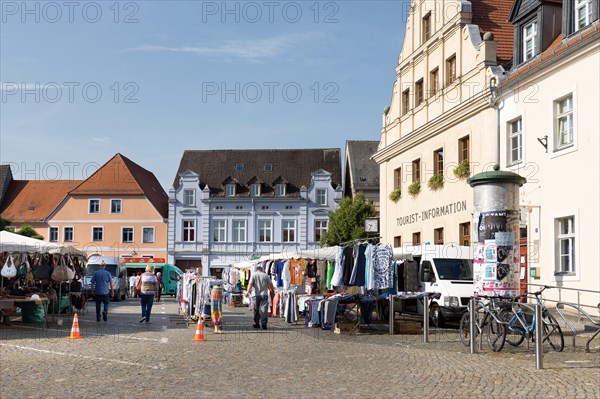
468,165,526,297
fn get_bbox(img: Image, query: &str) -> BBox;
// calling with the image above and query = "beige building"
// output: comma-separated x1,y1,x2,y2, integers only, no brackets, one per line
373,0,515,248
499,1,600,304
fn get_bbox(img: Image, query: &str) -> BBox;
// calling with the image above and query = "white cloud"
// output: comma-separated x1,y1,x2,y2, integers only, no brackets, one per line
91,137,110,143
123,33,319,62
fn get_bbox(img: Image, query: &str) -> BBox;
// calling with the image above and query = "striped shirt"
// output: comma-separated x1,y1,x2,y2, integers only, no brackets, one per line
139,272,159,296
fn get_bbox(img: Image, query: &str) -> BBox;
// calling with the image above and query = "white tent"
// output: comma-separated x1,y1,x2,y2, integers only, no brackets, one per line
230,246,340,269
0,230,85,256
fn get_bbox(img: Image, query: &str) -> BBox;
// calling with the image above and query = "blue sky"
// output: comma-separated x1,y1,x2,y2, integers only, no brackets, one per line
1,0,408,190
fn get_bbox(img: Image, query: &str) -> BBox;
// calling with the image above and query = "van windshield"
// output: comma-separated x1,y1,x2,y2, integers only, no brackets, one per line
433,258,473,280
85,264,118,277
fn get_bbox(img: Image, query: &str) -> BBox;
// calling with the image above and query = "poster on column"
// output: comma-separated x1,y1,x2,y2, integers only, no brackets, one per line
474,210,520,297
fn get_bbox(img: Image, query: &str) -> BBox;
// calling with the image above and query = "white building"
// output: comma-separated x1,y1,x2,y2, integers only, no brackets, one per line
373,0,515,248
499,0,600,304
168,149,342,277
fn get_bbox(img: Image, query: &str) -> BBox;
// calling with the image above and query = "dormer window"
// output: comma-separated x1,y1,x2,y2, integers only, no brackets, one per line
275,183,286,197
264,163,273,172
235,163,244,172
523,21,538,62
250,183,261,197
226,184,236,197
575,0,593,31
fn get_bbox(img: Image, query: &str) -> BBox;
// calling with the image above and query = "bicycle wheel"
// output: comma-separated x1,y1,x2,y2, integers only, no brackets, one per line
500,309,525,347
459,312,471,346
485,316,506,352
542,313,564,352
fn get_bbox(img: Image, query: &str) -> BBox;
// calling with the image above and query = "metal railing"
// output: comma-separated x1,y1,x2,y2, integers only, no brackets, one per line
526,283,600,322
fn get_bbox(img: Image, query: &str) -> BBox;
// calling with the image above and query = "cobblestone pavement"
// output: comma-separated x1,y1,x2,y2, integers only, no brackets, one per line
1,298,599,399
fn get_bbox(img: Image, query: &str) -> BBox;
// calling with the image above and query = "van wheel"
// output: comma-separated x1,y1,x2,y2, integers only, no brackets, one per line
430,304,444,327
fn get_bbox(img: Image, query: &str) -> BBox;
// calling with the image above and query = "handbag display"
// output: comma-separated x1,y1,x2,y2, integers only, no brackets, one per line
32,254,53,281
51,256,76,282
1,255,17,279
16,253,29,279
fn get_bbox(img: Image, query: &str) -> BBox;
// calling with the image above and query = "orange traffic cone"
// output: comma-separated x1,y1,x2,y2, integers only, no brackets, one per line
67,313,83,339
192,317,206,342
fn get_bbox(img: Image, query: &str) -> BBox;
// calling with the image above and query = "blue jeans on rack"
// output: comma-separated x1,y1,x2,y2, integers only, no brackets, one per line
253,295,269,326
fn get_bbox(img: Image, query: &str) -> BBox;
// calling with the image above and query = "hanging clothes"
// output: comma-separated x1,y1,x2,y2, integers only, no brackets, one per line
372,244,394,289
210,285,223,326
331,247,344,287
325,261,334,290
342,246,354,285
289,258,304,285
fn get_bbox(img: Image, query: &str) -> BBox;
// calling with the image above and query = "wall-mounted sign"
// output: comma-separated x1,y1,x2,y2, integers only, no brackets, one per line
396,200,467,226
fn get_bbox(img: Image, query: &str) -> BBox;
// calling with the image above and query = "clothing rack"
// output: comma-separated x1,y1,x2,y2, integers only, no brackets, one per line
338,236,381,247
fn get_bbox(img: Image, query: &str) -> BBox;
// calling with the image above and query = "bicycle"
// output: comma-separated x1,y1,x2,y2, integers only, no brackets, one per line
500,286,564,352
459,295,507,352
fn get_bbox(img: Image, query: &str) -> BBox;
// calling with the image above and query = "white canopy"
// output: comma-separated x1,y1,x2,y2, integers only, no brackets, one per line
230,246,340,268
0,230,85,256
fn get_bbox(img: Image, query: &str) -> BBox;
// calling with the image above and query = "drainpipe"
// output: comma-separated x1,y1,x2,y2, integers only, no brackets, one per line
488,77,500,166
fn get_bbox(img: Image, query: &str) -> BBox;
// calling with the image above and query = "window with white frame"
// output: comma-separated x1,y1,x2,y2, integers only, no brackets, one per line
555,95,574,149
183,220,195,242
89,199,100,214
184,189,195,206
555,216,576,274
122,227,134,243
575,0,593,31
258,220,272,242
225,184,236,197
316,189,327,206
49,227,58,242
233,220,246,242
508,118,523,164
63,227,74,242
92,227,104,241
315,220,328,242
142,227,155,243
110,199,122,214
523,21,537,62
275,184,286,197
213,220,226,242
282,220,296,242
251,184,261,197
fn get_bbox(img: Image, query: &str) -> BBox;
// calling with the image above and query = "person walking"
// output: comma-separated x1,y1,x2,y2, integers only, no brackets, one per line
90,261,114,322
137,265,160,323
134,272,142,298
210,283,223,334
244,265,273,330
155,272,164,303
128,273,137,298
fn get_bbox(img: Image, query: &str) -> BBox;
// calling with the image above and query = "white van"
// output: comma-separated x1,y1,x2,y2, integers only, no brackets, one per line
82,255,128,301
393,244,473,326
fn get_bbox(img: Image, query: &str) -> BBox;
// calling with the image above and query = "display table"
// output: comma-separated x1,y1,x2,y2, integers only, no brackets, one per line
388,292,441,341
0,296,49,327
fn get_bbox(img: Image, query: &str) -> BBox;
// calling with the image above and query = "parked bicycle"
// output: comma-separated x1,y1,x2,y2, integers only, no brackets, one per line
500,286,564,352
459,295,507,352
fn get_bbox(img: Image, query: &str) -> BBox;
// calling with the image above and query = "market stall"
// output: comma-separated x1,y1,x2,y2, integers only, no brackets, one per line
0,231,86,325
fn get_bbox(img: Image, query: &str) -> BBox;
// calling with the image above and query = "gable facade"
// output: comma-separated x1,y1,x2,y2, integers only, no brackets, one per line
168,149,342,276
373,0,515,248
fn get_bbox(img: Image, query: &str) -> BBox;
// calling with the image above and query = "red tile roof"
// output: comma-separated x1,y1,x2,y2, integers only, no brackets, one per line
501,20,600,86
70,153,168,218
471,0,516,67
0,180,82,223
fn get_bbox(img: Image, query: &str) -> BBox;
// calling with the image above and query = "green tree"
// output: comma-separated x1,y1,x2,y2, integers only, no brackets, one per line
320,192,376,247
16,224,44,240
0,217,11,231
